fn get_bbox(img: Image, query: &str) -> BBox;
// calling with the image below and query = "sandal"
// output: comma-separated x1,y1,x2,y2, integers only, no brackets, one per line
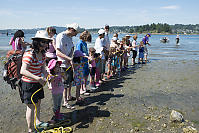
36,121,49,128
62,103,75,109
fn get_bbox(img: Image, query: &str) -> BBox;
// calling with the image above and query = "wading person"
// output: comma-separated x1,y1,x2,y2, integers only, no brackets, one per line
142,33,151,63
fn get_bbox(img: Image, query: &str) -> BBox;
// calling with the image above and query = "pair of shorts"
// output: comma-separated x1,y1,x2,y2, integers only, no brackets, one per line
21,81,44,104
132,50,137,59
90,67,96,76
139,52,144,59
61,67,74,88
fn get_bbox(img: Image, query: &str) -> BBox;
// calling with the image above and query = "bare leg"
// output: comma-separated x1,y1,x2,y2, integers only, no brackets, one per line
26,104,34,132
63,88,68,104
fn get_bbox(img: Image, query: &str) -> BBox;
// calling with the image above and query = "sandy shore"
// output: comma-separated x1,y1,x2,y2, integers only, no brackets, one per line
0,59,199,133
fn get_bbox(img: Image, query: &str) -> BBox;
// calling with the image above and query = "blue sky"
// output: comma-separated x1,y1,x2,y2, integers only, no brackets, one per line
0,0,199,29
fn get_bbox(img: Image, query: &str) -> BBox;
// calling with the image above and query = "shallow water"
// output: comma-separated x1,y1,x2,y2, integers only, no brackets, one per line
1,33,199,60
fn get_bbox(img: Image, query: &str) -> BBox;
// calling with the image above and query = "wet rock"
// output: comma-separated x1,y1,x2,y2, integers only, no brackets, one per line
170,110,184,122
183,126,198,133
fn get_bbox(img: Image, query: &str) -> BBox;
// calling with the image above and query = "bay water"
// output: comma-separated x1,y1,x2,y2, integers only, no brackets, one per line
0,33,199,61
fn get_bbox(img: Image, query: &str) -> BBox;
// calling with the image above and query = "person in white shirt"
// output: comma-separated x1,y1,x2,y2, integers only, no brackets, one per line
94,29,106,83
56,23,79,109
131,35,139,65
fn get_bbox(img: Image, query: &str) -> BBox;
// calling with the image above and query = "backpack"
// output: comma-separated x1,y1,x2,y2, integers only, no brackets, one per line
3,50,23,90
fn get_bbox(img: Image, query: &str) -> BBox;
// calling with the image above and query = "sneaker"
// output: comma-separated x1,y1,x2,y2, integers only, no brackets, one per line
62,103,75,109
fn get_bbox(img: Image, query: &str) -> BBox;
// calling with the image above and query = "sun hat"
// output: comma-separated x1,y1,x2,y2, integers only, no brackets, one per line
112,37,118,41
147,33,151,37
98,29,105,35
48,59,62,70
125,34,131,37
32,30,53,40
66,23,80,32
74,50,84,57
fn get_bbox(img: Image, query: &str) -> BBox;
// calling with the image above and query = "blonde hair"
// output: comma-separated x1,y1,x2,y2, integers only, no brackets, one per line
80,30,92,42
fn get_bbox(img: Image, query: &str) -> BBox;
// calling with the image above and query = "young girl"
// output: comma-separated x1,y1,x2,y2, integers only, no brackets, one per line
107,47,115,79
73,50,85,105
88,47,97,90
138,41,145,64
94,53,101,87
47,59,66,122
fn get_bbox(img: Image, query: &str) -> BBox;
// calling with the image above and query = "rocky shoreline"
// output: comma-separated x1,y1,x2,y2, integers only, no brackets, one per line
0,59,199,133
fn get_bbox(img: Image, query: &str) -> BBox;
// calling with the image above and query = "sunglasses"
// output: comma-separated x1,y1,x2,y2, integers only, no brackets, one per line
40,40,50,44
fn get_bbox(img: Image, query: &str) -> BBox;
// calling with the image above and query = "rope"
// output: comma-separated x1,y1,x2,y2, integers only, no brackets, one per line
31,74,72,133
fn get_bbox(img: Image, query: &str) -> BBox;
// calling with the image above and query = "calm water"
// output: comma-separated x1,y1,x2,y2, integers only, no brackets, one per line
0,33,199,60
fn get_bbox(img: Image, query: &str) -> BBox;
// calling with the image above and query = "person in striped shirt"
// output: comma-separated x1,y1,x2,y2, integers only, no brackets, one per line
20,30,52,133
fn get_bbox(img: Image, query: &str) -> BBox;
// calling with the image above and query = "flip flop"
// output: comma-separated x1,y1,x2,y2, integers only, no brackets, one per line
36,121,49,128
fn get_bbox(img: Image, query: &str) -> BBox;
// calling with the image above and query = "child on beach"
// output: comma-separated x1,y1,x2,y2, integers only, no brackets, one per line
88,47,97,90
73,50,85,105
94,53,101,87
138,41,145,64
47,59,66,122
107,47,115,79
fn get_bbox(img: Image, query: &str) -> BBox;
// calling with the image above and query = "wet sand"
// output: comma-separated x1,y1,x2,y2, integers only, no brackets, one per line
0,59,199,133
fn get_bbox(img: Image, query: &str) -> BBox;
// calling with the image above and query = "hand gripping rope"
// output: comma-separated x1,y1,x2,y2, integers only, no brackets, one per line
31,74,72,133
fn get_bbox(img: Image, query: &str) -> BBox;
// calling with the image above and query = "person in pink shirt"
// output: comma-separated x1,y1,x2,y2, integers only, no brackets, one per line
47,59,70,122
45,27,57,64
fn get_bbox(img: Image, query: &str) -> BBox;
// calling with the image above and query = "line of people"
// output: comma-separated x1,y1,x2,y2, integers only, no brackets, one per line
9,24,151,133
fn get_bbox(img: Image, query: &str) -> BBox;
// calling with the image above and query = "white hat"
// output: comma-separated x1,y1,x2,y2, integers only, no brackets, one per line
32,30,52,40
112,37,118,41
125,34,131,37
66,23,80,31
98,29,105,35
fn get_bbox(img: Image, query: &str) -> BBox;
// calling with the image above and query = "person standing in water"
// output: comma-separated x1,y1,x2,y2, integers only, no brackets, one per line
176,34,180,45
142,33,151,63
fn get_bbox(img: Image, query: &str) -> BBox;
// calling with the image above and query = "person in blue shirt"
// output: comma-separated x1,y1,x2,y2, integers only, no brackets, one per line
142,33,151,63
76,30,92,95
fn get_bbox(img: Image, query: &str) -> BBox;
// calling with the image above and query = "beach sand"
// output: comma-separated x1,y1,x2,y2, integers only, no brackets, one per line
0,59,199,133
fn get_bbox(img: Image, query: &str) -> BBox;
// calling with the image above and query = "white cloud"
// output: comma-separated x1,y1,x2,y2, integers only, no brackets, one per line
161,5,179,10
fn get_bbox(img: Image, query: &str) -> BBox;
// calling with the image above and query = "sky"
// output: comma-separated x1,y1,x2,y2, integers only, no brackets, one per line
0,0,199,30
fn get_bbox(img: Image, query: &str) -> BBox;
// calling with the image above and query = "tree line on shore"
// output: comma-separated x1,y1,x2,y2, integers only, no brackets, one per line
1,23,199,35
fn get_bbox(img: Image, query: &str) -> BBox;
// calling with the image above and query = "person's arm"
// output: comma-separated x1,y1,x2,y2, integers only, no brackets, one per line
56,48,72,62
20,62,46,86
9,37,13,45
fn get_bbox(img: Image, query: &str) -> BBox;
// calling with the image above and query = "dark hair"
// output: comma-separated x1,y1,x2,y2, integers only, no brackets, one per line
73,57,81,63
13,30,24,41
94,53,100,58
31,39,49,54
